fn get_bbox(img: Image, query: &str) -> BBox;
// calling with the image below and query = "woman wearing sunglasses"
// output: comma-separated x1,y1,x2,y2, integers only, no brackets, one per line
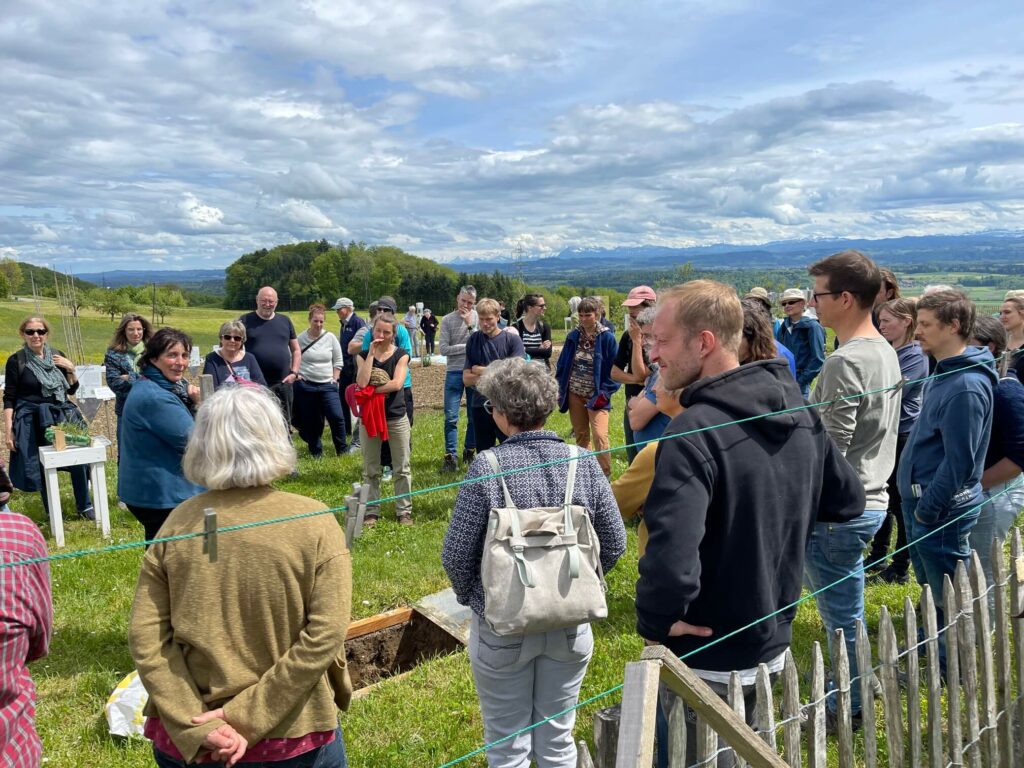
203,320,267,390
3,316,94,519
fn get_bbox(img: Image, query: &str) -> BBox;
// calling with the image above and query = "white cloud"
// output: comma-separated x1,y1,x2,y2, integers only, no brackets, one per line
1,0,1023,269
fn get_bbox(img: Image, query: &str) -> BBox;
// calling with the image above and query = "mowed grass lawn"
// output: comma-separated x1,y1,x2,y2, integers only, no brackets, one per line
3,298,924,767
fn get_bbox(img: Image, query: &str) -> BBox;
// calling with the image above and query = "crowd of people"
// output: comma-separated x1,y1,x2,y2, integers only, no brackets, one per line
2,257,1023,767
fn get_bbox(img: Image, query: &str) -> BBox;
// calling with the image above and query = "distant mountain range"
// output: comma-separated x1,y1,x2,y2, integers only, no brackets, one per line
450,231,1024,273
76,269,226,293
75,232,1024,289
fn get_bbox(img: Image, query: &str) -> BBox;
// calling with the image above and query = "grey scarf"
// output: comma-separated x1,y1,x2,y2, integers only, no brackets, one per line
24,344,69,403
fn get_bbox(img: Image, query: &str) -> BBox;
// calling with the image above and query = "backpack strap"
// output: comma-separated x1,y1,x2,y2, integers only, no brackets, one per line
562,446,581,579
482,450,533,587
481,450,515,509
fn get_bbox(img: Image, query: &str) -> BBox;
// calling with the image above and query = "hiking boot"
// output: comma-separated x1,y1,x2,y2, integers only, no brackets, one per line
397,514,414,526
362,515,378,529
873,566,910,585
78,505,96,522
441,453,458,473
381,467,393,483
462,448,476,465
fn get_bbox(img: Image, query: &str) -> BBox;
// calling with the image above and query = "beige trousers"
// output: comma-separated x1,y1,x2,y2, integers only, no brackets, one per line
360,415,413,517
567,393,611,476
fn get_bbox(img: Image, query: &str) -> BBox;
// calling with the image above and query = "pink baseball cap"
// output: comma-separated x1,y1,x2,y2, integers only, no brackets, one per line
622,285,657,306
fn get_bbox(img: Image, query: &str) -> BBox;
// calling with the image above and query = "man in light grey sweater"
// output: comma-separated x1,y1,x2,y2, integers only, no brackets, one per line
805,250,901,731
439,286,479,472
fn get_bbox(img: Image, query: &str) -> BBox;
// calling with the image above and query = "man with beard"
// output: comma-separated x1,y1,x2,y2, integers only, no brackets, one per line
636,280,864,768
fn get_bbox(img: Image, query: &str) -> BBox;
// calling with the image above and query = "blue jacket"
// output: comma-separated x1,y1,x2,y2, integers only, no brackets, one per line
555,327,620,411
897,346,996,524
104,348,140,417
117,378,204,509
774,340,797,379
775,315,825,390
895,341,929,434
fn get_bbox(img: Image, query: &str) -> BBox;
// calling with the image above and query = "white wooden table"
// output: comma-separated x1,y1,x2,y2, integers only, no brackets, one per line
38,442,111,547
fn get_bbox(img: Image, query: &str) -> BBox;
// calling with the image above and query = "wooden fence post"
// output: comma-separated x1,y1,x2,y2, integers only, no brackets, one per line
969,551,998,768
989,536,1014,768
956,561,982,768
903,596,921,768
833,629,854,768
855,620,878,768
919,585,944,767
727,673,747,768
781,649,802,768
753,664,776,751
1011,530,1024,759
878,606,904,768
615,659,661,768
807,642,827,768
945,574,964,767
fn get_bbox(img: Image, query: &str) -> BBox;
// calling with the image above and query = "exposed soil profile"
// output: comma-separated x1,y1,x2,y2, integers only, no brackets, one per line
345,611,463,689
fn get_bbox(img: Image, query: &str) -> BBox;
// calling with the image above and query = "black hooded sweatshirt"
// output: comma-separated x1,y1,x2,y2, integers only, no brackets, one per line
636,359,865,671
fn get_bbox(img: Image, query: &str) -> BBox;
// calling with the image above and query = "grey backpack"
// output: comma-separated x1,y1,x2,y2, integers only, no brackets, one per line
480,446,608,636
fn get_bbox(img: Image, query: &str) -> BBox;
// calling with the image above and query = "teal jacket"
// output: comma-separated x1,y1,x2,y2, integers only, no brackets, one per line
117,377,204,509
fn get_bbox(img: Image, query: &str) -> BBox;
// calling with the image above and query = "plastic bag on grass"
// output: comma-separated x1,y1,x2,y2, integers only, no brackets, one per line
105,670,148,738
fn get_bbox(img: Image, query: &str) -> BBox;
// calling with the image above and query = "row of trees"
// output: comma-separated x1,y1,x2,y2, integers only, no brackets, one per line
58,285,188,323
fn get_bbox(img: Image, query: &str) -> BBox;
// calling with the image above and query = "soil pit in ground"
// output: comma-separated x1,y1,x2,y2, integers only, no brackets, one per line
345,607,464,691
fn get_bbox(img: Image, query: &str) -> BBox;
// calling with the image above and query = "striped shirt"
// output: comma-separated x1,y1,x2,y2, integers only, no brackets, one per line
0,513,52,768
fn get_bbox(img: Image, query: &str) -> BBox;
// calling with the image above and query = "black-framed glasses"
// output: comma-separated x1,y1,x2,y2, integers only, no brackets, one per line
23,329,47,336
221,334,243,342
482,399,494,415
812,291,845,301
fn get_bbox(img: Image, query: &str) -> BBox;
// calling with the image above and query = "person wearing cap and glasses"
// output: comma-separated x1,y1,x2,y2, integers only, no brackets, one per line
774,288,825,398
612,286,657,464
333,297,365,450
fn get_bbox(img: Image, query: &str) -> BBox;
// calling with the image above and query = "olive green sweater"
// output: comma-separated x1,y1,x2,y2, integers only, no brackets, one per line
129,487,352,763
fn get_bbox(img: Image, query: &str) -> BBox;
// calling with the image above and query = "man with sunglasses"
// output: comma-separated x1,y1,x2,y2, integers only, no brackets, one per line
774,288,825,398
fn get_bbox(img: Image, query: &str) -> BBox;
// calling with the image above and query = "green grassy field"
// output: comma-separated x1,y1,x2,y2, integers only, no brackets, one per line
0,296,982,767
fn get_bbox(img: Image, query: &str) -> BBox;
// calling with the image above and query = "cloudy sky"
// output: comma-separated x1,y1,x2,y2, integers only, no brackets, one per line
2,0,1023,271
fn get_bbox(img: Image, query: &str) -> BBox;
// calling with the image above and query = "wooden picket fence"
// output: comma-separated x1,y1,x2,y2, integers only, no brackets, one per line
614,529,1024,768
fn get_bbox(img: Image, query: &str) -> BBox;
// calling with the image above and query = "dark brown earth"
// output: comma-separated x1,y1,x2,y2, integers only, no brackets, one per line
345,611,463,689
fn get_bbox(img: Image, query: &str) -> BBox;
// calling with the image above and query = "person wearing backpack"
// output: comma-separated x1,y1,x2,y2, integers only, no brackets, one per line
442,357,626,768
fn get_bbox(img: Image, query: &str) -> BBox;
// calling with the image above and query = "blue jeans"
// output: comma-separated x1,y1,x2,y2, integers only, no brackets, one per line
904,495,981,648
804,509,885,715
443,371,475,455
292,380,347,456
970,481,1024,609
154,727,347,767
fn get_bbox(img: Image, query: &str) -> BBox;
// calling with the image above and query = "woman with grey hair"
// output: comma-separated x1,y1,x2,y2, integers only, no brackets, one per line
129,385,352,767
442,357,626,768
202,319,267,390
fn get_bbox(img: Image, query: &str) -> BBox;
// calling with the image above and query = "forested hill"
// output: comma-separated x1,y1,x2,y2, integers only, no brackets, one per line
223,240,523,314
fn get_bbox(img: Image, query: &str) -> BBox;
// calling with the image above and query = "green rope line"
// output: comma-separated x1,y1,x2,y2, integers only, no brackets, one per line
1,350,1006,570
435,474,1024,768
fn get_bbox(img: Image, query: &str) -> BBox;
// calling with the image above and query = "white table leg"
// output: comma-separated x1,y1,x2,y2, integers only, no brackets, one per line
90,462,111,538
44,467,64,548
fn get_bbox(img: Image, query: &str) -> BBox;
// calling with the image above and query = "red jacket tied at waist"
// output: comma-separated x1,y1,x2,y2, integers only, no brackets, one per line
354,385,388,441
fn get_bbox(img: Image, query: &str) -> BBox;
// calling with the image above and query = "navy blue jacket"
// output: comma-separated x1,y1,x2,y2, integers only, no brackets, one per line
339,313,365,369
117,377,204,509
555,327,620,411
985,370,1024,471
897,346,996,524
775,315,825,390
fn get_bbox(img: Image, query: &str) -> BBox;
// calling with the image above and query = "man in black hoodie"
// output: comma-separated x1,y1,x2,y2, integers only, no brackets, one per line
636,280,864,765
